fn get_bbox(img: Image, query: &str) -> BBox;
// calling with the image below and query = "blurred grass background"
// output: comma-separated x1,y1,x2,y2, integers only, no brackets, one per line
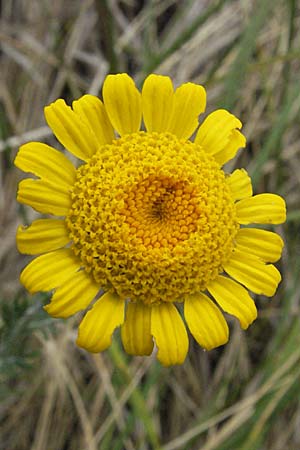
0,0,300,449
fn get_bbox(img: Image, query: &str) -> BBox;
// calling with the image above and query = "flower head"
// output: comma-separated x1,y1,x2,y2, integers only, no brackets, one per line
15,74,286,366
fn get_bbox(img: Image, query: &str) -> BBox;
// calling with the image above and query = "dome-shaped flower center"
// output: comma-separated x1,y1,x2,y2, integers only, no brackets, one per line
66,132,239,305
122,176,200,249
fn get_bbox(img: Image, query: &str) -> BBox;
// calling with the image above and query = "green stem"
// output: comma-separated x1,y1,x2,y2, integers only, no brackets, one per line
109,341,162,450
95,0,118,73
141,0,228,77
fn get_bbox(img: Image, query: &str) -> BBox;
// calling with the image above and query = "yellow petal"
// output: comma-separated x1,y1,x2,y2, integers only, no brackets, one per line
208,276,257,330
142,74,174,132
15,142,76,187
44,99,99,161
121,302,153,356
76,292,125,353
151,303,188,366
72,94,115,145
17,179,71,216
102,74,142,136
223,249,281,296
236,194,286,225
20,249,81,294
167,82,206,139
195,109,245,164
213,129,246,166
184,293,229,350
44,269,99,318
227,168,253,201
17,219,70,255
235,228,284,263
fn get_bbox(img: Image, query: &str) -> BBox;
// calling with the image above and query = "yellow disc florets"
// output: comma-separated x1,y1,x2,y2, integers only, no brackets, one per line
66,132,239,304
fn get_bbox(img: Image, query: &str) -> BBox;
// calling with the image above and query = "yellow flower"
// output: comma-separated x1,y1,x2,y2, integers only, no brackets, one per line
15,74,286,366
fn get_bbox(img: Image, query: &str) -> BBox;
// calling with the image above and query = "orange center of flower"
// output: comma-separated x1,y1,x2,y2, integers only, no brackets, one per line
121,176,200,249
66,132,239,304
